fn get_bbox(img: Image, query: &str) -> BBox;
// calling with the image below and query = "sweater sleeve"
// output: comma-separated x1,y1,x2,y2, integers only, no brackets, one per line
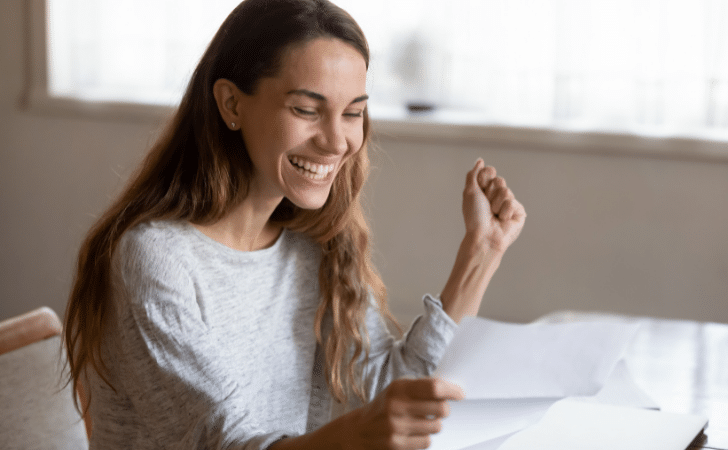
105,232,289,450
358,294,459,402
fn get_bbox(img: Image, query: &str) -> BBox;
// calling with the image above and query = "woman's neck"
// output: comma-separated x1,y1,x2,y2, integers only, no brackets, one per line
192,194,283,252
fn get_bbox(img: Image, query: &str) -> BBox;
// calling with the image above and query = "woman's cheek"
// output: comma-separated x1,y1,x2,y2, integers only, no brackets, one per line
350,129,365,157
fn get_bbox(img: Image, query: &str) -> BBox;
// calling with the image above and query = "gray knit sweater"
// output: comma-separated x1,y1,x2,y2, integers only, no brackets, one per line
88,220,457,450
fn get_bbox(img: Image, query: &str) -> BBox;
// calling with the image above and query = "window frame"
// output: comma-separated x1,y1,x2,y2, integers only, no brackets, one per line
24,0,728,162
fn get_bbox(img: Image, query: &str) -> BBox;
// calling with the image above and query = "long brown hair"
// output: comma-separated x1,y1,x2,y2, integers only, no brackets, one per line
64,0,399,410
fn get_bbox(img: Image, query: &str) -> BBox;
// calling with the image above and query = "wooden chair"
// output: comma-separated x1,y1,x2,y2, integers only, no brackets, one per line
0,307,90,449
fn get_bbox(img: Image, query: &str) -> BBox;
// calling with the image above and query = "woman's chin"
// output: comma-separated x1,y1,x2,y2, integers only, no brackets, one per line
286,191,331,211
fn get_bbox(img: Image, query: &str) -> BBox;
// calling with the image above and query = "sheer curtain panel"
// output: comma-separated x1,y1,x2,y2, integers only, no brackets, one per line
46,0,728,141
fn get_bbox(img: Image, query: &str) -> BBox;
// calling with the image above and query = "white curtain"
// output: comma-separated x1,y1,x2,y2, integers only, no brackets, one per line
47,0,728,139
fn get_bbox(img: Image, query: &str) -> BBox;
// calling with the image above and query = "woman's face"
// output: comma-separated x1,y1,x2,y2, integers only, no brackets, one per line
236,37,368,210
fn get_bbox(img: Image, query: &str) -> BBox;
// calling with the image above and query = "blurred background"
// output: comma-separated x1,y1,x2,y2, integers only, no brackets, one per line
1,0,727,325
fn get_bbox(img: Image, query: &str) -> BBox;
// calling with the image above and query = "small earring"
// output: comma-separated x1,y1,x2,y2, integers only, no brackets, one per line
230,122,236,129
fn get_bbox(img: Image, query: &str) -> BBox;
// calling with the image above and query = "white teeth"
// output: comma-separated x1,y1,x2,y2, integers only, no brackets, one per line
289,156,334,179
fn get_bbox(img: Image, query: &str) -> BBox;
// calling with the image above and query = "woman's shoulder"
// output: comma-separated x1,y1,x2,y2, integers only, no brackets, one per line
120,220,190,254
116,220,195,273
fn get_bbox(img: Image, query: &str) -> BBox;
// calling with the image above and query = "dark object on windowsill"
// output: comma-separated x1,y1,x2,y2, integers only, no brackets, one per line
406,102,436,113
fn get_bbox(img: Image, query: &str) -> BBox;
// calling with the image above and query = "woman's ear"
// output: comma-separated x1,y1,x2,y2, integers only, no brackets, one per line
213,79,243,131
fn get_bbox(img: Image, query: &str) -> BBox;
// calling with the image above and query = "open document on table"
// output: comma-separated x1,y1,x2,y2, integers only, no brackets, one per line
430,316,707,450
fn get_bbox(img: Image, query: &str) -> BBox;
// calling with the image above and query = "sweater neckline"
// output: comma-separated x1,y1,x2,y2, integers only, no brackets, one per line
183,222,288,260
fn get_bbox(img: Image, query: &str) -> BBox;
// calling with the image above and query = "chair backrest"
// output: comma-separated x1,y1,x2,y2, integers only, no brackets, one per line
0,307,89,450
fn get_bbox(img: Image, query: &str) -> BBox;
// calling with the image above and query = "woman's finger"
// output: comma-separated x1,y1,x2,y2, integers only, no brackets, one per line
498,199,517,221
477,165,497,191
491,188,515,216
405,416,443,436
401,434,433,450
484,176,506,199
396,378,465,401
466,159,485,194
404,399,451,419
512,199,526,221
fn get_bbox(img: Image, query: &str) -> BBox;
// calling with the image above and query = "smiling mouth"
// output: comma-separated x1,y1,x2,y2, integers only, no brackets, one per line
288,156,335,181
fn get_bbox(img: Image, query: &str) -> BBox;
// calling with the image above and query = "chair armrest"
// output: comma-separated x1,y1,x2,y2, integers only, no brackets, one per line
0,307,62,355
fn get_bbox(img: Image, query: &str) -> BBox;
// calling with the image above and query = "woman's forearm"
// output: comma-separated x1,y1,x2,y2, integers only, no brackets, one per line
440,232,504,323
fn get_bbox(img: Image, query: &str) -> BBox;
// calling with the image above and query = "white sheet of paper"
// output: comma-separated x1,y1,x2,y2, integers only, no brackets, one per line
429,316,650,449
459,432,518,450
434,316,641,399
428,398,558,450
580,359,659,409
429,359,658,450
496,398,707,450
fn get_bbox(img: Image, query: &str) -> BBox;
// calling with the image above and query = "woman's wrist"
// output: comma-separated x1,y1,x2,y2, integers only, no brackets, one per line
440,232,504,323
463,230,507,259
268,408,355,450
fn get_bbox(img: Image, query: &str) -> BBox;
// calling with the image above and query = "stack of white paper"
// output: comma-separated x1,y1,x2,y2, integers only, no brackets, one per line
494,399,707,450
430,316,706,450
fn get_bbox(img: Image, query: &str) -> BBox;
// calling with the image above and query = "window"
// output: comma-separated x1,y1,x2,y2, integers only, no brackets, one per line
38,0,728,145
46,0,236,105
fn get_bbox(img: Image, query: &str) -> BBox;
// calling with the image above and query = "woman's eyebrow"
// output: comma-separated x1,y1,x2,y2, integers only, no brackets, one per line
287,89,369,104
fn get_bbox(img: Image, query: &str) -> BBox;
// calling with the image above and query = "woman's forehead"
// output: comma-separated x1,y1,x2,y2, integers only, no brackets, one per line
272,38,368,101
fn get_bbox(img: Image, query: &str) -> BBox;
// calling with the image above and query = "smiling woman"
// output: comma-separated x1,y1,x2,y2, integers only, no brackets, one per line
62,1,525,449
208,38,368,213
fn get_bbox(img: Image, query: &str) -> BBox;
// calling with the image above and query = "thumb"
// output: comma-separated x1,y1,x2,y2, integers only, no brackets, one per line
465,158,485,193
462,159,495,233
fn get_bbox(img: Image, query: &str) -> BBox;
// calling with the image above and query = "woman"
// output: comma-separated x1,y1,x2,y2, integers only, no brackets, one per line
64,0,526,449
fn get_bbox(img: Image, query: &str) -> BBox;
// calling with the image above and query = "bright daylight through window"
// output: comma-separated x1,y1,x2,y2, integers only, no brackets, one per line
46,0,728,141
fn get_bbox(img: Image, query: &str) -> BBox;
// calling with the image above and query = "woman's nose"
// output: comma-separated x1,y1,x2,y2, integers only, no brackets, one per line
315,119,348,155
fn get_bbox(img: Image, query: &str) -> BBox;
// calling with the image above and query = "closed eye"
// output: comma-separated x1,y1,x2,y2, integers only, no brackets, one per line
292,107,317,116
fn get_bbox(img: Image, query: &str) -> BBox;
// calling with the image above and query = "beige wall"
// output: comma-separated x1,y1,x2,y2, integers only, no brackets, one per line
2,1,727,325
368,136,728,324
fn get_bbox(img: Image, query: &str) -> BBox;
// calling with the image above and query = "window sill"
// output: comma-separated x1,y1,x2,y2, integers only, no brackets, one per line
23,91,728,164
370,105,728,164
23,88,174,123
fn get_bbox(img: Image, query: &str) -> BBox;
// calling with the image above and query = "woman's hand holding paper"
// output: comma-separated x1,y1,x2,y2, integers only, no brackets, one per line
344,378,465,450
